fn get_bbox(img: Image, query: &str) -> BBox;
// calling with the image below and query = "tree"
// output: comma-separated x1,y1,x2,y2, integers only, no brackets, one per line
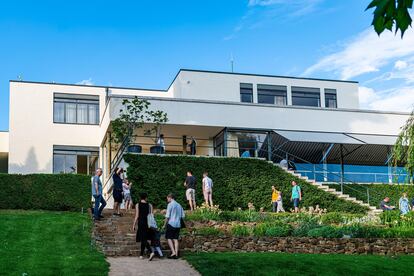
366,0,413,37
111,97,168,147
366,1,413,180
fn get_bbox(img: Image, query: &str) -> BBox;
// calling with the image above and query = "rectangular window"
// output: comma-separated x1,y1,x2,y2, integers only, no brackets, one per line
257,84,287,105
53,145,99,175
53,93,99,125
292,87,321,107
325,89,337,108
240,83,253,103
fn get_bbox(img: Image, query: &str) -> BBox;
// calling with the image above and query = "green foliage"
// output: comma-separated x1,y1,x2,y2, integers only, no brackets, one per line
125,155,368,213
264,224,293,237
292,220,321,237
393,112,414,179
194,227,224,236
329,183,414,208
111,96,168,145
307,226,342,238
320,212,363,225
231,225,251,237
366,0,413,37
380,210,414,228
0,174,91,211
187,204,222,221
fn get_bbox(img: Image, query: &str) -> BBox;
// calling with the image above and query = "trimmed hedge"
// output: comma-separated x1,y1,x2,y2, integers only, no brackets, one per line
329,183,414,208
0,174,92,211
124,155,367,213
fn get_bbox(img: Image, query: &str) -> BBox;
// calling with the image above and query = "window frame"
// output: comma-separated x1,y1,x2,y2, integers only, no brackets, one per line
53,145,99,175
257,84,287,106
291,87,321,107
53,93,100,125
324,89,338,108
240,83,253,103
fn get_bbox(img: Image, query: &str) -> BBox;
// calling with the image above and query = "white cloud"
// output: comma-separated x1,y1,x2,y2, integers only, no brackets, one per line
394,60,408,70
358,86,378,105
303,28,414,80
359,86,414,112
76,78,94,85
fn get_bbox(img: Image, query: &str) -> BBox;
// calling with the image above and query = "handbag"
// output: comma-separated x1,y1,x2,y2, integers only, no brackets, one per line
180,217,186,229
147,204,157,229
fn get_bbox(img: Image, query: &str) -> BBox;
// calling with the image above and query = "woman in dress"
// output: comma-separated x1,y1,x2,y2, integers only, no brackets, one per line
399,192,411,215
132,192,153,259
112,167,124,216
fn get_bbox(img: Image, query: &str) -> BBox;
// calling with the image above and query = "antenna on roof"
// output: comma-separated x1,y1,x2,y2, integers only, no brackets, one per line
230,52,234,73
17,75,23,81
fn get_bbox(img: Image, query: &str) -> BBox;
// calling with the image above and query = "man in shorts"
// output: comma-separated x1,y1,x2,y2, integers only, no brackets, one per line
202,172,213,207
290,181,302,213
183,171,196,211
163,193,185,259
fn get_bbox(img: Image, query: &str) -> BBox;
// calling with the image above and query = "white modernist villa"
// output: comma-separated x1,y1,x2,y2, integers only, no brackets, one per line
2,69,410,192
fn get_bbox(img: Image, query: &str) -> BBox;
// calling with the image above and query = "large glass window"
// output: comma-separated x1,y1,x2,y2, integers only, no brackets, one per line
54,93,99,125
257,84,287,105
292,87,321,107
240,83,253,103
325,89,337,108
53,146,99,175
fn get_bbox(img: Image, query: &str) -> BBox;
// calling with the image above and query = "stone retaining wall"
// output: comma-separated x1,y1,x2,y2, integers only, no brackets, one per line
180,236,414,255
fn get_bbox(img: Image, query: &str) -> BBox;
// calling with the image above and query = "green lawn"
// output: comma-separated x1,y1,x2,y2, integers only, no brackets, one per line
185,252,414,276
0,210,108,276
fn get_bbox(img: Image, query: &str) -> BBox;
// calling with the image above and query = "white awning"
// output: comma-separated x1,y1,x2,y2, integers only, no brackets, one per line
274,130,363,144
345,134,397,146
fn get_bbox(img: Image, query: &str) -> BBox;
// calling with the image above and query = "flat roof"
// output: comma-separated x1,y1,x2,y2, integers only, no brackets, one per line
10,68,358,92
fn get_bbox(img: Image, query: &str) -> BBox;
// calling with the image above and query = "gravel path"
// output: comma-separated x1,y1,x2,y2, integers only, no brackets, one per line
108,257,201,276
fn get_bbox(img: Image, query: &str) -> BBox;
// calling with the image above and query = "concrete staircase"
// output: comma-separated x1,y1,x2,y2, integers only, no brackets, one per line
272,162,382,215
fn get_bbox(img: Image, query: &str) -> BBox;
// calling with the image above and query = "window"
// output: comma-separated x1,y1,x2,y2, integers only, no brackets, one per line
292,87,321,107
54,93,99,125
240,83,253,103
325,89,337,108
257,84,287,105
53,145,99,175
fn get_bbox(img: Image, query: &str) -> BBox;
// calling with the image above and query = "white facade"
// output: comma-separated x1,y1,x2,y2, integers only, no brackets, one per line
5,69,409,177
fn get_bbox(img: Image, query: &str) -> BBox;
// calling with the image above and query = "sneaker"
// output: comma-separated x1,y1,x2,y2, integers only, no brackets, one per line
167,254,176,259
149,253,155,261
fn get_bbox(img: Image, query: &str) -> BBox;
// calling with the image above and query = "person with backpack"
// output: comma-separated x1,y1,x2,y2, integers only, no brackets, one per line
202,172,213,207
290,181,302,213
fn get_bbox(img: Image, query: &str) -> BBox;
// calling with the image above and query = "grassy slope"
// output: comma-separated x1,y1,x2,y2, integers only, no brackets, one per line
125,155,367,213
0,210,108,276
186,252,414,276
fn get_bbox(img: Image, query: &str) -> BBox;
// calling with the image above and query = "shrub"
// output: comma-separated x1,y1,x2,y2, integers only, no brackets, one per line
0,173,91,211
265,224,293,237
307,226,342,238
187,203,222,221
194,227,224,236
231,225,250,237
320,212,363,225
292,221,321,237
124,155,367,213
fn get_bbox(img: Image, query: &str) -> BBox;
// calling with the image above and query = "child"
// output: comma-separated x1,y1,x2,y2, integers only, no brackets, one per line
122,179,132,211
148,205,163,261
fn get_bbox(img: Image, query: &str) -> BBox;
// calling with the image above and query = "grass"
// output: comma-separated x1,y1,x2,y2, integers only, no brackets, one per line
0,210,109,276
185,252,414,276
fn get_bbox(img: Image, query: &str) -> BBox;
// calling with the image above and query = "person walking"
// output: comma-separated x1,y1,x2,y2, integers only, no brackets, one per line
271,186,279,212
276,189,285,213
92,168,106,221
123,178,132,211
290,181,301,213
189,137,197,155
202,172,213,207
163,193,185,259
399,193,411,215
112,167,124,216
132,193,153,259
184,171,196,211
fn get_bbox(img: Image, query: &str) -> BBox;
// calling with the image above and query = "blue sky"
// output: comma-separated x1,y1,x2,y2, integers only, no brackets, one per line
1,0,413,131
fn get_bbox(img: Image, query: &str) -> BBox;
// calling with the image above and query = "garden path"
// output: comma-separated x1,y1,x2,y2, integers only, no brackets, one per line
108,257,200,276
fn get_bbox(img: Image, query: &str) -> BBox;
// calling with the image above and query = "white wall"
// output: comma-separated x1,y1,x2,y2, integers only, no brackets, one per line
173,70,360,109
110,97,407,136
0,132,8,153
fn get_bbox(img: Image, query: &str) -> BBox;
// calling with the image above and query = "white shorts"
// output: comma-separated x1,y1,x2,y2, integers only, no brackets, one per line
186,188,195,201
203,189,212,201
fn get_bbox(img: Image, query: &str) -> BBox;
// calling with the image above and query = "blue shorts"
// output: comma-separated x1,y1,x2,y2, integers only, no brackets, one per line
293,198,300,207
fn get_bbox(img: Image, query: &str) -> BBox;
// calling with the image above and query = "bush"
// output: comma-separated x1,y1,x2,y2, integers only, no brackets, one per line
231,225,251,237
320,212,363,225
0,173,91,211
307,226,342,238
265,224,293,237
124,155,367,213
292,221,321,237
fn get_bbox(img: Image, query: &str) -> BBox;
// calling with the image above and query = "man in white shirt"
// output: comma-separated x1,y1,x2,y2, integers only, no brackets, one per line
202,172,213,207
163,193,185,259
